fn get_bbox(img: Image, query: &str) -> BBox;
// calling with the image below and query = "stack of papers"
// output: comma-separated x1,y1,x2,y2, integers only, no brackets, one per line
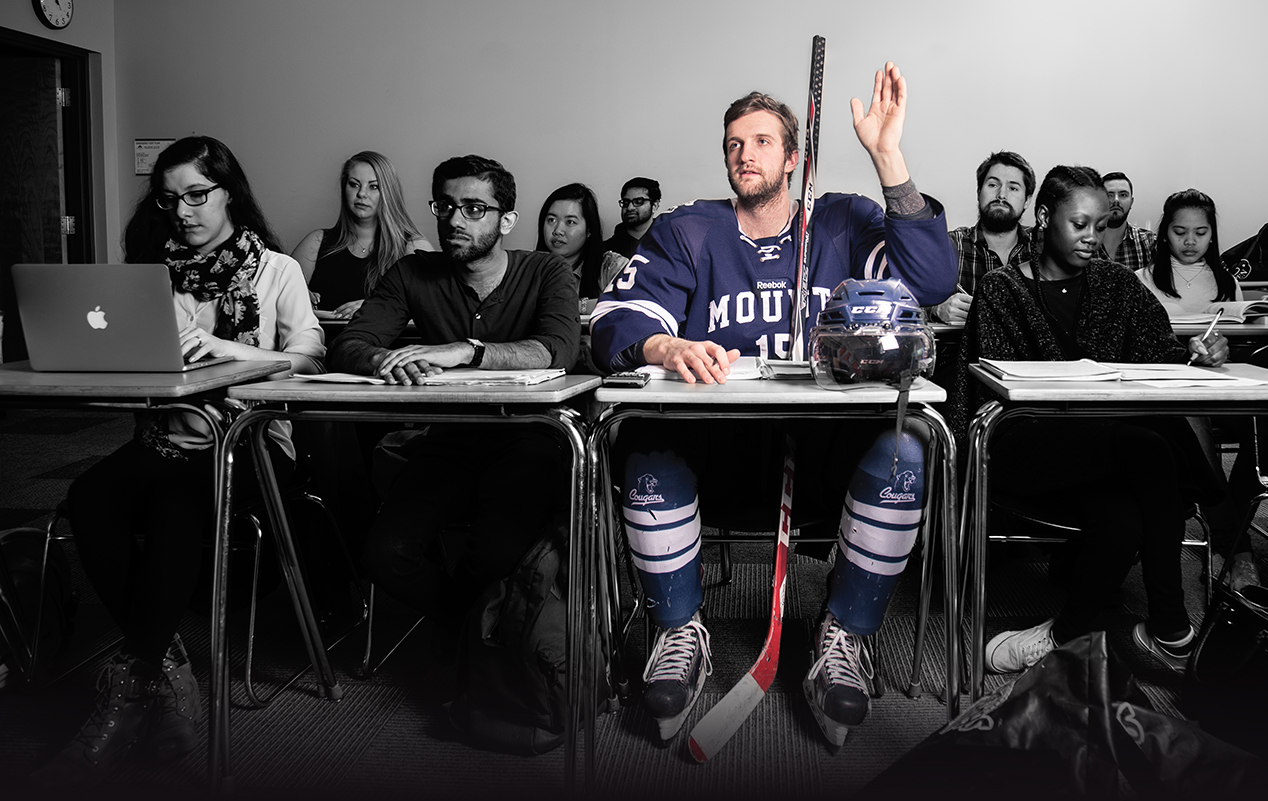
292,368,565,386
979,358,1121,381
979,359,1268,388
636,356,812,381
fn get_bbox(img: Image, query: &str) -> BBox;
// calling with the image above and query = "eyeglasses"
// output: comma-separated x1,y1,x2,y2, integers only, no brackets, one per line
618,197,652,209
429,201,503,221
155,185,222,210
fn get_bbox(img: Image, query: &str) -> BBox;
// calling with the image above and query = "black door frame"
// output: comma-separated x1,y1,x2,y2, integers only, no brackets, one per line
0,25,96,265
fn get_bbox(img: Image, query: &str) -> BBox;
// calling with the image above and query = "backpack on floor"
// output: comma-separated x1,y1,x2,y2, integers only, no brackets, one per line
0,527,79,682
447,527,608,755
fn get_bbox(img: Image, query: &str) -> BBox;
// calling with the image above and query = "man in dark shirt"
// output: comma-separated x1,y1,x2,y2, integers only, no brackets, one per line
602,177,661,260
329,154,579,628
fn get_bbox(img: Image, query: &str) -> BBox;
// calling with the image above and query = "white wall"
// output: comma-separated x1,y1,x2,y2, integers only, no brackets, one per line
1,0,119,261
98,0,1268,258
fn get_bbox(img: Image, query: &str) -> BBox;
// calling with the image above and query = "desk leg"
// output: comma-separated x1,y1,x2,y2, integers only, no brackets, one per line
248,419,343,701
967,402,1005,702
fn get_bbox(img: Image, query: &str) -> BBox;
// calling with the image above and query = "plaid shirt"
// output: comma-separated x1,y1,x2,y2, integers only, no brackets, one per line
1099,223,1156,272
929,224,1032,321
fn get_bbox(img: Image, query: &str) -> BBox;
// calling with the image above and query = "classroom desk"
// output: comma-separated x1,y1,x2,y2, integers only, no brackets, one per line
0,360,288,680
207,375,600,791
962,361,1268,700
583,378,961,780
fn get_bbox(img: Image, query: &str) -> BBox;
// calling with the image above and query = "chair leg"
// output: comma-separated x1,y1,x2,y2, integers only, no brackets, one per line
719,539,733,586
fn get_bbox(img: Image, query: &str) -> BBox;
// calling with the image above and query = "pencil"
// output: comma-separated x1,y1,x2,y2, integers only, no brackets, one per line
1187,309,1224,365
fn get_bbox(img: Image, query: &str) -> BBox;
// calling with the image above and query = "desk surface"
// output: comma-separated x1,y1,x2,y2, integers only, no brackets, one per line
970,361,1268,402
595,377,946,405
229,374,601,405
0,360,289,398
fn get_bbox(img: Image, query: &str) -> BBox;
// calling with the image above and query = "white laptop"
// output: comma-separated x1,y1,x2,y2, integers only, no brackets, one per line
13,263,234,372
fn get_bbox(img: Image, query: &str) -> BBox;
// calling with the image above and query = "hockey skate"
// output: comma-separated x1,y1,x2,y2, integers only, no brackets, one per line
643,612,712,741
803,611,873,748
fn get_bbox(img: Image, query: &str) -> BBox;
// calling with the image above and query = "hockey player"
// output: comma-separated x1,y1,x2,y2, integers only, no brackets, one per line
589,63,956,746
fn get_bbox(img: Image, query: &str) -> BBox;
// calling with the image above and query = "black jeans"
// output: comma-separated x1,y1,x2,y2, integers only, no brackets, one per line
992,417,1212,642
68,436,292,666
361,425,568,623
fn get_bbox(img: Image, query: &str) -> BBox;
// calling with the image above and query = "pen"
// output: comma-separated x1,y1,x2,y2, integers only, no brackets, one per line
1187,308,1224,365
956,283,967,295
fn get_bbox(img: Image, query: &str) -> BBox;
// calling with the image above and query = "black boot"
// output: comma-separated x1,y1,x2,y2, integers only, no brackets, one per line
29,653,154,785
146,633,203,760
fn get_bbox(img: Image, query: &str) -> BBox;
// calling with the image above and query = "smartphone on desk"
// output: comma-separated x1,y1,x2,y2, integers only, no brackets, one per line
603,371,650,388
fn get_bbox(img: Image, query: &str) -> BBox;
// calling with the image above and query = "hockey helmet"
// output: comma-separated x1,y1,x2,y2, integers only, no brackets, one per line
808,278,935,389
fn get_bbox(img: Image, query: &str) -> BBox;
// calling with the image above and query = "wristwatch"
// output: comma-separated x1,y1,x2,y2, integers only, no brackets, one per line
466,337,485,368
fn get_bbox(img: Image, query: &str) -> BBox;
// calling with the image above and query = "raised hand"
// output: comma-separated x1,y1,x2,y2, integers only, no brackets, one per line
851,62,910,186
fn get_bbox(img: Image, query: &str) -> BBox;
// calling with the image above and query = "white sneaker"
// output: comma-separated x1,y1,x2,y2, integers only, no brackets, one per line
985,618,1057,673
642,612,712,740
802,611,873,747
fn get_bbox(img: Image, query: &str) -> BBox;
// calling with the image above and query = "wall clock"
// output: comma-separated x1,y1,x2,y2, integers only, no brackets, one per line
33,0,73,30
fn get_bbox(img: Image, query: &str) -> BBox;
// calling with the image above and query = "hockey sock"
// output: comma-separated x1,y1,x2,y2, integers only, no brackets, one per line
827,430,925,635
623,450,703,630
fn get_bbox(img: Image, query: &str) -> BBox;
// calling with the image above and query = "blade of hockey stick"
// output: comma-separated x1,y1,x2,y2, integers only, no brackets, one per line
688,436,796,762
790,35,826,362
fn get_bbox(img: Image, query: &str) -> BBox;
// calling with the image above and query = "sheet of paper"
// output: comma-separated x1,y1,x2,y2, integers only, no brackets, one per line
292,372,386,385
1100,363,1244,381
419,368,565,386
979,358,1121,381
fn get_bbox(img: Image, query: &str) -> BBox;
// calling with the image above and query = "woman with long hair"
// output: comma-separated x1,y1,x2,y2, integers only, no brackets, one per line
1136,189,1240,315
950,165,1228,678
292,150,433,318
34,136,323,786
535,182,627,307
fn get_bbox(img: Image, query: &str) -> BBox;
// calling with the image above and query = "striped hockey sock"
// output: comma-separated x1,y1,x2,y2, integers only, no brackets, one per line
623,451,703,630
827,430,925,635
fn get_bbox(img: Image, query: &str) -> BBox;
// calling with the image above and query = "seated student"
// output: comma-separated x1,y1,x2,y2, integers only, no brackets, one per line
950,165,1228,675
1135,189,1241,315
592,67,957,747
291,151,433,319
328,155,578,639
34,136,323,785
535,183,627,309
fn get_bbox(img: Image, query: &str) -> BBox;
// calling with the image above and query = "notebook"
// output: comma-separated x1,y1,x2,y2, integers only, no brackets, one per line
13,263,234,372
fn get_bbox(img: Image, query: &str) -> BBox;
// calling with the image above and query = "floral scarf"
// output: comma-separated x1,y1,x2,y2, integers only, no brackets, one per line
139,228,266,458
164,228,264,346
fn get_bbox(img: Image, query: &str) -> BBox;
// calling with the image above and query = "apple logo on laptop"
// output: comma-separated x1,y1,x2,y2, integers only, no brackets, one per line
86,306,108,329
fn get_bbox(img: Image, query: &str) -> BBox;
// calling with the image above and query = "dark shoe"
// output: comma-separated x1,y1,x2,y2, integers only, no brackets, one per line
147,634,203,760
29,654,153,785
1132,623,1193,674
642,612,712,740
803,611,874,746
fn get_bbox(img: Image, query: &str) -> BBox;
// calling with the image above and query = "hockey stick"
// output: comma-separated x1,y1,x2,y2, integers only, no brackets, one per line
688,436,796,762
789,35,826,363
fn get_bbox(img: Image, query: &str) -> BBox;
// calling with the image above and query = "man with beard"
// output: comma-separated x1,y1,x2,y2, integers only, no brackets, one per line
1099,171,1155,271
590,66,955,748
603,177,661,260
329,154,579,636
931,151,1035,324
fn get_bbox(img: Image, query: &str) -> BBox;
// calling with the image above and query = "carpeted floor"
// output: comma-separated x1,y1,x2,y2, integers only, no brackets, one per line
0,408,1256,799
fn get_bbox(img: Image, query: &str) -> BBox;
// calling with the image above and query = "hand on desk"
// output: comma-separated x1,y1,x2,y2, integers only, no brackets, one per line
374,342,473,385
644,334,741,384
934,292,972,324
1187,332,1229,367
330,299,363,320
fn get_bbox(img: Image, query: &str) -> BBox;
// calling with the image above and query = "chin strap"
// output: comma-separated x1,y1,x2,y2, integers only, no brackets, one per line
890,370,916,478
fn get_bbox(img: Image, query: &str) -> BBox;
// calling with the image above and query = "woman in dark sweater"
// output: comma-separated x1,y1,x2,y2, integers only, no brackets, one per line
950,165,1228,675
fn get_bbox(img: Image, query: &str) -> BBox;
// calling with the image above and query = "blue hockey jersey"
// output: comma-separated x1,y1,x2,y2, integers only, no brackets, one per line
589,193,956,369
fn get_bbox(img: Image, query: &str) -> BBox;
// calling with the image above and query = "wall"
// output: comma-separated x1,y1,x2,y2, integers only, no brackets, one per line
1,0,118,261
99,0,1268,257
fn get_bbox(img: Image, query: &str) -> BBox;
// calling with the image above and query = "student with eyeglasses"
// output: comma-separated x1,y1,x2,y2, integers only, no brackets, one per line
290,151,434,320
602,176,661,259
327,155,578,659
32,136,323,786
